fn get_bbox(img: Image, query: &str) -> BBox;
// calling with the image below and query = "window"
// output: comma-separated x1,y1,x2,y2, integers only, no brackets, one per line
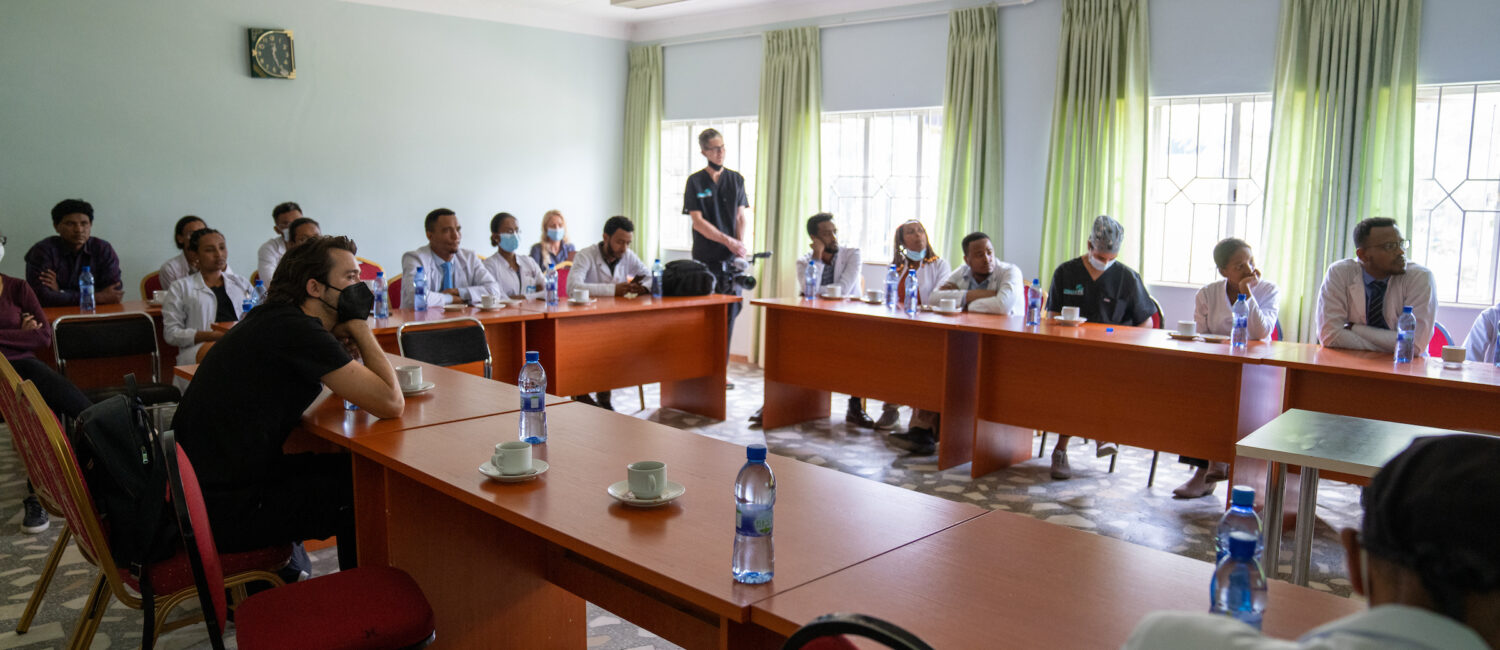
1411,82,1500,306
820,108,943,260
659,118,758,251
1143,94,1273,286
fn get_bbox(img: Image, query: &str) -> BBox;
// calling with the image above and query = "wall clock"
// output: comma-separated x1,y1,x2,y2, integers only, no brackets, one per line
249,28,296,79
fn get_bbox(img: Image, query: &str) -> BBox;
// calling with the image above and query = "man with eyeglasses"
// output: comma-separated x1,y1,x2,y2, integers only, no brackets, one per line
1315,217,1437,353
682,128,752,387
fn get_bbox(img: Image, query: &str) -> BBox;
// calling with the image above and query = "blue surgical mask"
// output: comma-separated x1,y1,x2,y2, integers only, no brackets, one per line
547,227,566,242
499,232,521,252
904,248,926,262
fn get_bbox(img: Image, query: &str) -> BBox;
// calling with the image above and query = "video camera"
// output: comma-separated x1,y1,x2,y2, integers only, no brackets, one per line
722,251,773,291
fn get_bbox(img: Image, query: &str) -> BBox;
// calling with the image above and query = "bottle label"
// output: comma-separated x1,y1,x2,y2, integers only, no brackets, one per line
521,394,544,412
736,504,772,537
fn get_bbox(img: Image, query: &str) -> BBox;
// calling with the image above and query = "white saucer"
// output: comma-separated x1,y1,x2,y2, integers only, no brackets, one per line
858,297,884,305
477,304,507,311
607,480,686,507
147,299,164,306
1167,332,1199,341
1199,333,1230,343
930,306,962,315
1051,316,1088,327
442,304,468,311
479,459,549,482
568,298,597,305
818,294,848,301
401,381,435,396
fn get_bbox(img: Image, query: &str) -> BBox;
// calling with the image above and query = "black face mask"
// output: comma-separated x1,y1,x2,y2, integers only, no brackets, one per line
321,280,374,322
707,160,724,172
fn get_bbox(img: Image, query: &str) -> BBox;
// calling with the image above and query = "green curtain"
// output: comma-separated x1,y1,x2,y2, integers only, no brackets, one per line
1038,0,1150,279
935,6,1003,261
1262,0,1420,342
750,26,822,363
622,44,663,261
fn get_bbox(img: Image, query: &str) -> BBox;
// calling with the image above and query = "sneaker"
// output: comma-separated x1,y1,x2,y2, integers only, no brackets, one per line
844,403,875,429
596,391,615,412
1095,442,1119,458
748,407,763,423
21,496,48,534
886,429,936,455
1050,448,1072,480
873,406,902,431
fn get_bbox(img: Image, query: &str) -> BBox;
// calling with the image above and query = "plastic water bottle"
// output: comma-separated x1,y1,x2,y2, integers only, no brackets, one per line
518,351,548,444
254,279,266,305
1216,485,1262,563
904,269,918,317
373,271,390,319
1210,532,1268,629
544,264,559,306
1231,294,1250,349
413,265,428,309
651,259,664,299
732,443,775,584
241,296,254,318
1395,306,1417,363
803,259,819,299
884,264,900,311
1025,278,1043,325
78,265,95,312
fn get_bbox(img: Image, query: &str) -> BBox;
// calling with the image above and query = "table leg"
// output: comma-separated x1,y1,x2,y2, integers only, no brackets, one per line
1263,462,1285,580
661,375,727,420
352,455,389,567
1290,468,1319,586
761,380,830,430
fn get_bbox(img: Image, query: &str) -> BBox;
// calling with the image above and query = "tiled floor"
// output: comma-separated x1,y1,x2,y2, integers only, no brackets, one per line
0,361,1361,648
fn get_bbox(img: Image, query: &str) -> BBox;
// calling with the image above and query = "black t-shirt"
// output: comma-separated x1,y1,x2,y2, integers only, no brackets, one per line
171,303,352,491
682,168,749,264
210,284,238,323
1045,257,1157,326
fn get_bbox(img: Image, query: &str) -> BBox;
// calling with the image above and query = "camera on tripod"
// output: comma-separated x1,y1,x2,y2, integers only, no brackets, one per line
722,251,772,291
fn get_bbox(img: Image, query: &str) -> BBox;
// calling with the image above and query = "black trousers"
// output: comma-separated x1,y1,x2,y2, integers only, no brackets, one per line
707,267,743,362
10,357,92,419
205,453,357,570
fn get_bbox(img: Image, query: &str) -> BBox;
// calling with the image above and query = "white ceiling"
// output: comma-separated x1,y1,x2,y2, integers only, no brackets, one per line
341,0,990,42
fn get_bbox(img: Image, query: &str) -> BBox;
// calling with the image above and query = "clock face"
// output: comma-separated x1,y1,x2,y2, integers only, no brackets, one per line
249,29,296,79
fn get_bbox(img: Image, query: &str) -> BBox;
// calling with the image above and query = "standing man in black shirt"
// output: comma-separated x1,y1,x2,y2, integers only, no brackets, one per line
170,236,404,570
1042,214,1157,480
682,128,751,385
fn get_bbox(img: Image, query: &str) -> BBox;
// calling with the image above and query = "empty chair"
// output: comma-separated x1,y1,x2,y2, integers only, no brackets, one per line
1427,321,1453,357
387,273,402,308
397,317,491,378
357,256,385,282
140,271,163,300
0,356,71,635
160,429,435,650
783,613,933,650
52,312,180,414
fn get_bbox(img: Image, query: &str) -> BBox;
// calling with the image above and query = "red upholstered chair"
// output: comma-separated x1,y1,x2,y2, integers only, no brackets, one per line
1272,320,1283,342
159,429,436,650
357,256,385,282
387,273,402,308
7,380,290,648
782,613,933,650
0,356,71,635
556,265,570,294
140,271,163,300
1428,321,1453,358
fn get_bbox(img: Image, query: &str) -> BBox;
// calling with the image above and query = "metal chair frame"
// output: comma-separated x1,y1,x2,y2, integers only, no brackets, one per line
397,317,492,379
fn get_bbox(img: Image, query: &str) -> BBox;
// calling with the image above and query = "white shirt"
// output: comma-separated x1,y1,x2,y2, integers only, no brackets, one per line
1462,304,1500,364
795,247,862,297
1123,604,1489,650
161,271,253,373
256,236,287,284
568,243,651,298
1316,259,1437,353
931,261,1025,315
482,251,546,301
892,258,953,307
1194,278,1281,340
400,245,501,309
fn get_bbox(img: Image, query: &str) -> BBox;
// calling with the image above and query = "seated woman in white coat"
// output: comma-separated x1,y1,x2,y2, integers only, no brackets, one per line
162,228,253,387
880,220,952,455
1173,237,1281,498
482,212,545,301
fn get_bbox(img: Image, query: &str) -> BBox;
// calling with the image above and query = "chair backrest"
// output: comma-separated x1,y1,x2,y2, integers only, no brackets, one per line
1148,296,1164,329
397,317,491,378
356,256,385,282
557,266,570,294
53,312,162,384
782,613,934,650
387,273,402,307
1272,320,1283,342
249,270,259,286
1428,321,1452,357
140,272,163,300
159,430,229,650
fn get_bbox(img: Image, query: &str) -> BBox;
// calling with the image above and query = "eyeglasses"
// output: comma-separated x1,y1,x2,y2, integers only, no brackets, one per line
1369,239,1410,253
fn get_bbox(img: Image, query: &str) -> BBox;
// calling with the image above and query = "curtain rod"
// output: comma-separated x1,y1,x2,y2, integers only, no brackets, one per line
645,0,1030,48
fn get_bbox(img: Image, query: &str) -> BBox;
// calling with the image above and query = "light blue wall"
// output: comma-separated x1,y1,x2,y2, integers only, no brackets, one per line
0,0,628,289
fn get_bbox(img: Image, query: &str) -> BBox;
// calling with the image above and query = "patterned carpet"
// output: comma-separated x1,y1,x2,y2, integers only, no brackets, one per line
0,361,1361,648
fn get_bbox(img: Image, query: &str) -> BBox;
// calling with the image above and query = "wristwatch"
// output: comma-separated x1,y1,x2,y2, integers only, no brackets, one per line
1343,322,1355,330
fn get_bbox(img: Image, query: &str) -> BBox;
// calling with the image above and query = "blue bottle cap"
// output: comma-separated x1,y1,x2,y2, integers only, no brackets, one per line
82,265,91,272
1106,327,1114,333
525,351,539,363
746,443,767,461
1032,278,1040,285
1238,293,1247,301
1231,485,1255,507
1228,531,1258,559
1403,306,1413,313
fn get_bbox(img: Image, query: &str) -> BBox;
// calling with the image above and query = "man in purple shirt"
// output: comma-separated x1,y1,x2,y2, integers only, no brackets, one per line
24,199,124,307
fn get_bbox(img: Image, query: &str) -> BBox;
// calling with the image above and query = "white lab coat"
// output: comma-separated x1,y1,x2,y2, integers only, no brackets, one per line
1462,304,1500,364
162,271,253,371
930,261,1025,315
1315,259,1437,353
568,243,651,298
1123,604,1489,650
256,236,286,284
482,251,546,301
795,247,862,297
1193,278,1280,340
400,245,501,309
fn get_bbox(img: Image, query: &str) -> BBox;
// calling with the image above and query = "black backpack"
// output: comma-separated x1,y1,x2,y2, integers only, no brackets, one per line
73,375,178,649
662,259,716,296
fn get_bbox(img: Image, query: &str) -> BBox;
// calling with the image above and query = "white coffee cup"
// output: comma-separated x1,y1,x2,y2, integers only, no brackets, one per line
481,293,500,309
627,460,666,499
820,285,842,299
493,441,533,476
1176,320,1197,336
866,289,883,302
570,289,590,303
938,298,958,312
396,365,423,390
1061,306,1081,321
1441,345,1466,368
152,289,166,303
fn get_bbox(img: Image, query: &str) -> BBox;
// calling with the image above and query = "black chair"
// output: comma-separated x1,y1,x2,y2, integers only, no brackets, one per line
52,312,180,420
782,613,933,650
397,317,491,378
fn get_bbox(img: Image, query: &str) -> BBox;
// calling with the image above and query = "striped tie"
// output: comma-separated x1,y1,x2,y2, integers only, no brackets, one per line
1366,279,1388,329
